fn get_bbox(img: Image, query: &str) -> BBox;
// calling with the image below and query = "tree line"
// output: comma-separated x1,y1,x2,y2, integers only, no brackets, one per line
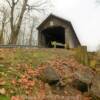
0,0,52,45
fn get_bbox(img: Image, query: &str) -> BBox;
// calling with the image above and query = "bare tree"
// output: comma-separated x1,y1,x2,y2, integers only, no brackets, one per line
0,6,9,44
4,0,28,44
28,16,39,46
4,0,52,44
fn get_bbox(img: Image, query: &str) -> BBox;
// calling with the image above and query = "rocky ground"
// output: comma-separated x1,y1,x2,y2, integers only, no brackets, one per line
0,48,100,100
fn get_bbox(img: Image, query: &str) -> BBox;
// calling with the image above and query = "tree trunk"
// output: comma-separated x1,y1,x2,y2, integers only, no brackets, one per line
9,0,28,44
0,21,5,44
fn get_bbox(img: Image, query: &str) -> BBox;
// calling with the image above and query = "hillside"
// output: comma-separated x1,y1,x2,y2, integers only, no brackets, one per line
0,48,99,100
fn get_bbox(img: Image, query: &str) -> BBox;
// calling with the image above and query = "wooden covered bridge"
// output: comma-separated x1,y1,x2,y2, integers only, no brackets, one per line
37,14,81,48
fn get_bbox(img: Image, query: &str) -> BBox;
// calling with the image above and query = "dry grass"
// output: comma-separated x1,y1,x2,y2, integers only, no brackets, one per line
0,48,75,99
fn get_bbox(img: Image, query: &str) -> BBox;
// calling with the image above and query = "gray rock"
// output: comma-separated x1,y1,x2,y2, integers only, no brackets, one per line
39,67,60,84
74,67,94,84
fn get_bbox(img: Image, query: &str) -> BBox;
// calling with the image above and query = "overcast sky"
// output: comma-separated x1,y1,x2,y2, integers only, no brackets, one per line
51,0,100,51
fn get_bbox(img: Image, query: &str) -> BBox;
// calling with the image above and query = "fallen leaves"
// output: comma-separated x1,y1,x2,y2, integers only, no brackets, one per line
0,88,6,95
0,79,6,85
0,48,97,100
11,80,17,85
11,96,24,100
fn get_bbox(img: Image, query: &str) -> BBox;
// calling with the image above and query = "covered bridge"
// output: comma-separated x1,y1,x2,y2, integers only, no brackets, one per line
37,14,81,48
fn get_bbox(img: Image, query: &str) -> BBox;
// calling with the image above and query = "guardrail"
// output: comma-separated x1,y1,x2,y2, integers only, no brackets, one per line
51,41,68,48
0,45,38,48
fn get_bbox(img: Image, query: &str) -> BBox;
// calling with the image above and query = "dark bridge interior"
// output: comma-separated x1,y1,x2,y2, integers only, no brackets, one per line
42,26,65,48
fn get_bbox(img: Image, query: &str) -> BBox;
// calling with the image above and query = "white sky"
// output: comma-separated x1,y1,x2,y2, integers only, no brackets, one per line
51,0,100,51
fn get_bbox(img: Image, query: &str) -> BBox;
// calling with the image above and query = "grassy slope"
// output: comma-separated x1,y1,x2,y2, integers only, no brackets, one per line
0,48,75,99
0,48,75,67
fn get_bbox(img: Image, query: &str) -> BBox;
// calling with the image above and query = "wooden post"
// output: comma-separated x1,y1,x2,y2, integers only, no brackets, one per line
76,46,89,65
51,41,56,48
65,43,69,49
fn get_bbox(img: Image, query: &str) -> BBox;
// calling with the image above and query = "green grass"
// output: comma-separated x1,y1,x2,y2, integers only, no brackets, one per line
0,95,10,100
0,48,74,97
0,48,74,67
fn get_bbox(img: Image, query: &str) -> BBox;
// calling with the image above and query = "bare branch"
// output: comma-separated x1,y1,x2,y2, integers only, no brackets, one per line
5,0,12,8
3,0,51,44
27,0,48,10
14,0,19,5
14,13,20,24
33,1,47,7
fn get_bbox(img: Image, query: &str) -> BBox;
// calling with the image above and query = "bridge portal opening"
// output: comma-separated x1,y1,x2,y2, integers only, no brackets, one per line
42,26,65,48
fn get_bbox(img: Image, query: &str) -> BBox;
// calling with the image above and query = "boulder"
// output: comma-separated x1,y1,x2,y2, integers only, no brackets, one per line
74,67,94,84
39,67,60,84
